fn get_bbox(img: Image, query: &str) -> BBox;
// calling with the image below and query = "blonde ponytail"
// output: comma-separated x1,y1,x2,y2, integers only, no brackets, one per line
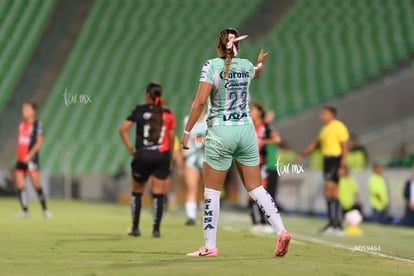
222,48,233,80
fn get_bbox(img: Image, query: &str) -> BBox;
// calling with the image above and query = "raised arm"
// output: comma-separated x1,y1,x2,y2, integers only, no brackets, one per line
253,49,268,79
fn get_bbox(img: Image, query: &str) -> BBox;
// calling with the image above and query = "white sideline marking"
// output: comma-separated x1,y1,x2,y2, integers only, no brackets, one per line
292,232,414,264
220,212,414,263
290,239,305,245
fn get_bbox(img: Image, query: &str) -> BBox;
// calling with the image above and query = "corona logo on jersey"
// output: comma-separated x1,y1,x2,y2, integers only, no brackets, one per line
220,70,250,80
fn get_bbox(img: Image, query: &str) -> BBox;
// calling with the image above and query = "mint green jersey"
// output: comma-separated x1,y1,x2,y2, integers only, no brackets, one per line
199,57,255,126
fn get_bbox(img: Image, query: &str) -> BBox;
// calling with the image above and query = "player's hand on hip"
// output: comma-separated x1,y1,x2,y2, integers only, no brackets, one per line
23,155,31,164
128,147,135,157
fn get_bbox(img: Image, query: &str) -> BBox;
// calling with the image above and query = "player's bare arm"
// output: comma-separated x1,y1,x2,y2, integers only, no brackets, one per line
168,128,175,169
296,138,320,161
181,81,212,149
253,49,268,79
261,130,282,146
340,140,349,167
119,120,135,156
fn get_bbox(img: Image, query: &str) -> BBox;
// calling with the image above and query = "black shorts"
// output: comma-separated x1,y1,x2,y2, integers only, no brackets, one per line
15,161,39,174
131,151,171,183
323,156,341,183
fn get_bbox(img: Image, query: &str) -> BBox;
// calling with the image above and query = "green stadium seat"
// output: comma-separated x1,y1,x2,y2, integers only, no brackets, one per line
37,0,414,173
0,0,56,112
39,0,265,173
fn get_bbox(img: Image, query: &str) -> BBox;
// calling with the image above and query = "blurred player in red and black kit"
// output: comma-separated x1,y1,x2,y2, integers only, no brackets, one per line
249,103,282,233
119,83,176,238
15,102,52,218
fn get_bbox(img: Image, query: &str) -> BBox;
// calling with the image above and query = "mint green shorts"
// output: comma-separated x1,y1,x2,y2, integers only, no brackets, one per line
185,151,204,172
204,124,259,171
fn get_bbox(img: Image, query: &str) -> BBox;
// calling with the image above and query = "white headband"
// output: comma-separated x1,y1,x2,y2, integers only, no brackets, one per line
226,34,248,56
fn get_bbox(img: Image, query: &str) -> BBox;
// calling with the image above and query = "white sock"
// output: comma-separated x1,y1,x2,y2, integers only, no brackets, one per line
248,186,285,235
203,188,221,250
185,201,197,220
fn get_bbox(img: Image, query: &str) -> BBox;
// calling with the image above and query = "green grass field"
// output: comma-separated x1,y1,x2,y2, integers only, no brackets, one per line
0,199,413,276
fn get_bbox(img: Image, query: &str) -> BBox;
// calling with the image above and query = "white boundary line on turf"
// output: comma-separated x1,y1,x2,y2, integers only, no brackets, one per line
220,212,414,263
292,232,414,264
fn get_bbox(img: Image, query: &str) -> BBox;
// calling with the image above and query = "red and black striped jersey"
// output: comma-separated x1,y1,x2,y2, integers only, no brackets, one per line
255,122,273,165
16,120,43,162
126,104,176,152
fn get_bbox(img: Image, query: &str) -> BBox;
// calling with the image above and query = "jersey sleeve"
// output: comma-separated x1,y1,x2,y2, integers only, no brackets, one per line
199,60,214,84
337,122,349,142
126,107,138,122
171,112,176,130
249,61,256,80
265,123,275,138
36,120,43,135
167,111,176,130
368,176,379,193
368,177,374,192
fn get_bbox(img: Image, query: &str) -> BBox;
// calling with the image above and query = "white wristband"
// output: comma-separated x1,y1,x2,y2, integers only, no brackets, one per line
184,129,191,135
254,62,263,70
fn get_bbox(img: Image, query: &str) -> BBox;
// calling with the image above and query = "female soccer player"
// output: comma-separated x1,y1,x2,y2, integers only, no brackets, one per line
249,103,282,234
183,105,207,225
119,83,176,238
15,102,52,218
181,28,290,257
